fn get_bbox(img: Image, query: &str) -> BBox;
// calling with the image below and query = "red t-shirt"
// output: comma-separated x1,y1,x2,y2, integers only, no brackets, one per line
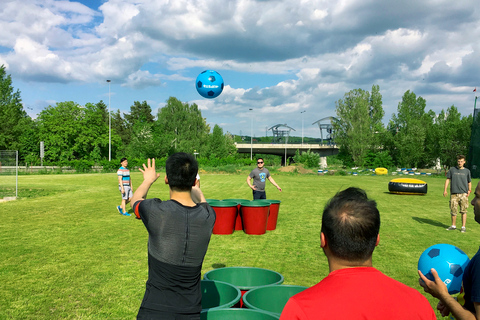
280,267,436,320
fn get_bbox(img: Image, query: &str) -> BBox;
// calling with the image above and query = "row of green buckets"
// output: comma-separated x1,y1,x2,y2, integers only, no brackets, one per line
207,199,281,235
201,266,307,319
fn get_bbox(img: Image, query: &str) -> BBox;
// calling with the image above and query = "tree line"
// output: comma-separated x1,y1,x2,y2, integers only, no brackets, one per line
0,65,237,166
334,84,474,169
0,65,476,169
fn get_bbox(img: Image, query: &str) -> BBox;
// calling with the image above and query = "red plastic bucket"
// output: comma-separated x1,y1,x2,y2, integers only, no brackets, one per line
240,201,270,235
263,200,281,230
223,199,250,231
210,201,238,235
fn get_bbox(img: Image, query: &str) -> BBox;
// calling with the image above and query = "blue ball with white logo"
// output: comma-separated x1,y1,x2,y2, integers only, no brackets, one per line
195,70,224,99
418,243,470,294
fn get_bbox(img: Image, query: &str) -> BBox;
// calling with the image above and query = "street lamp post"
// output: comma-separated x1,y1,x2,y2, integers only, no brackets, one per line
301,110,306,145
249,108,253,160
107,80,111,161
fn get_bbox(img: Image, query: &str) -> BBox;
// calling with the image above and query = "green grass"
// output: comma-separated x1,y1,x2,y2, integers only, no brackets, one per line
1,172,479,319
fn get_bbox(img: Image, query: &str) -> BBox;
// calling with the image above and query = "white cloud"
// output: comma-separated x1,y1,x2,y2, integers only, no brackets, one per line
2,0,480,137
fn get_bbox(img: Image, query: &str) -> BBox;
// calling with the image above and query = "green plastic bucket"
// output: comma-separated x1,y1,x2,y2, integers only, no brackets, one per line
242,285,308,317
240,201,270,235
200,308,280,319
204,267,284,307
201,280,242,310
263,200,281,230
209,201,238,235
223,199,250,231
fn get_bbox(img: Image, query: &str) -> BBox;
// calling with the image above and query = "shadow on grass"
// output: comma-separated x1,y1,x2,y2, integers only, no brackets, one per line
211,263,226,269
412,216,449,229
383,192,426,196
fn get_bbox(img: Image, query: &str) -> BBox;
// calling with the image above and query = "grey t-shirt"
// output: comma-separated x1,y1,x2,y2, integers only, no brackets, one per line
447,166,471,194
249,167,270,192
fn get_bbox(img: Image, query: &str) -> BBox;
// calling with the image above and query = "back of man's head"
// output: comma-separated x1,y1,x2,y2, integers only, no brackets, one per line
166,152,198,192
321,187,380,262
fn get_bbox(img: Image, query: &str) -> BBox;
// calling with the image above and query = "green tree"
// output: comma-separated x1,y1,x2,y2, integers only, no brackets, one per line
36,101,83,162
156,97,210,154
333,85,385,166
0,65,32,155
436,105,472,168
36,101,121,162
124,122,159,159
75,101,111,161
422,109,439,167
119,100,157,158
19,119,40,164
206,124,237,158
124,100,154,126
111,109,131,149
387,90,431,168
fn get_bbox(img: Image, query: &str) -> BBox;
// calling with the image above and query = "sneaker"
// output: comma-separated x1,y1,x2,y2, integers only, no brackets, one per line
461,227,466,233
117,205,123,215
123,211,131,217
446,226,457,231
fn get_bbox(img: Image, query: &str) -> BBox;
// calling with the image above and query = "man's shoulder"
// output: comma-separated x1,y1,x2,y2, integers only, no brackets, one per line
137,198,162,207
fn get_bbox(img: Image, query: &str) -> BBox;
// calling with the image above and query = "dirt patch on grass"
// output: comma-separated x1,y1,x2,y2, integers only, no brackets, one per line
278,165,314,174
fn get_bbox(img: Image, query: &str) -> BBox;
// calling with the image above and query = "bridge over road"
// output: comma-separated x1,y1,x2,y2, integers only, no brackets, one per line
235,143,339,164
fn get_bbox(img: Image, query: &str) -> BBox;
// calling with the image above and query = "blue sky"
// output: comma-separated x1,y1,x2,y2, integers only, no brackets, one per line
1,0,479,139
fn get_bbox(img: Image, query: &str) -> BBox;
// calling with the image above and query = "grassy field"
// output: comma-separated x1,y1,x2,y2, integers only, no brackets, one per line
1,170,479,319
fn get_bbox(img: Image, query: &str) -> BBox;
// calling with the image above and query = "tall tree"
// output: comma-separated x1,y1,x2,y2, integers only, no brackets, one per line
436,105,472,168
156,97,210,154
333,85,385,166
111,109,131,149
0,65,32,154
387,90,431,168
36,101,121,162
206,125,237,158
75,101,111,161
36,101,83,162
124,100,154,126
119,101,156,158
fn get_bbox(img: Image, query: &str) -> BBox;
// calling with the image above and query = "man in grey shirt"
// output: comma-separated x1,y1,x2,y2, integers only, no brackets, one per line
444,155,471,233
247,157,282,199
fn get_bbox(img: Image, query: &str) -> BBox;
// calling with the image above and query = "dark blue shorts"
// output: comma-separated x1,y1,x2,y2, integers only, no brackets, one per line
253,190,266,200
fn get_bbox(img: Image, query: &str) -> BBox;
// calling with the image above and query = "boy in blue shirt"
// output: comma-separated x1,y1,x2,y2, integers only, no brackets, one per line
117,157,132,216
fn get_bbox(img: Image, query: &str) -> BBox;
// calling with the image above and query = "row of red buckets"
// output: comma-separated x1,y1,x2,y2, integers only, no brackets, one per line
206,199,281,235
201,266,307,319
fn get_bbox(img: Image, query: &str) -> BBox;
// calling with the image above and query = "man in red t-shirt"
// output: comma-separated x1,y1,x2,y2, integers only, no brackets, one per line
280,187,436,320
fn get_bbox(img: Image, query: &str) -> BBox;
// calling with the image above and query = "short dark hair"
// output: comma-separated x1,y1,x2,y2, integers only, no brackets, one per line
257,158,264,162
166,152,198,192
457,155,466,160
321,187,380,261
120,157,127,164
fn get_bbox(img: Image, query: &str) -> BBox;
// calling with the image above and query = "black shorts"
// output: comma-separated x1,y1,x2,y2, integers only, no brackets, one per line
253,190,266,200
137,308,200,320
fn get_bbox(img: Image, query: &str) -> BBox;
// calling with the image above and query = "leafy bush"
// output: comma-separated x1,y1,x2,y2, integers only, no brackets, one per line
197,155,255,167
325,155,344,167
364,151,394,169
69,160,94,173
293,150,320,168
100,160,119,172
